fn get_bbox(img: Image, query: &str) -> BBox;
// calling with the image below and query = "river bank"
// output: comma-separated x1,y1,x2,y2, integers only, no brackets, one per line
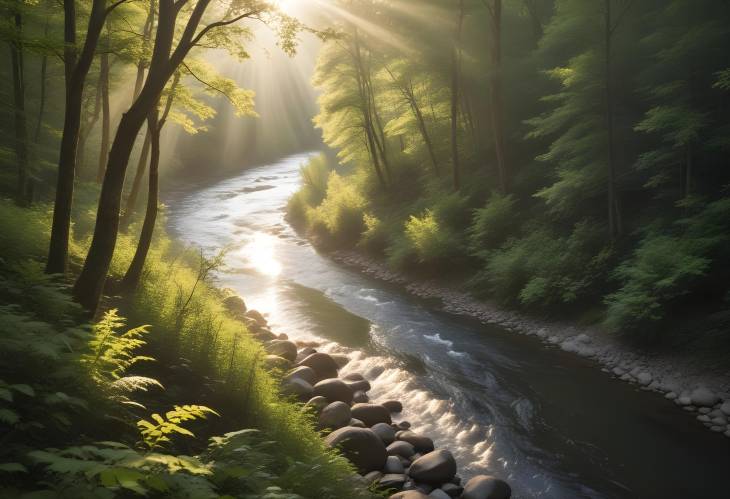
329,250,730,438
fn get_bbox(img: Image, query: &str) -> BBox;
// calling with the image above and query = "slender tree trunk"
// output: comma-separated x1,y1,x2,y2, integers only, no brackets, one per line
450,0,464,191
9,10,28,205
409,87,439,175
73,0,211,312
604,0,620,239
120,113,159,291
47,0,108,274
487,0,508,192
96,48,110,182
35,17,50,142
121,73,178,291
120,128,151,230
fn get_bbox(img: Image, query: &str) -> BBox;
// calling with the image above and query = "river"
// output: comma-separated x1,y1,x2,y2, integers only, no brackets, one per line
168,152,729,499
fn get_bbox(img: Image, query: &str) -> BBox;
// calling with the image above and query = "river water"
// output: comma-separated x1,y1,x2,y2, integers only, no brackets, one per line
168,152,729,499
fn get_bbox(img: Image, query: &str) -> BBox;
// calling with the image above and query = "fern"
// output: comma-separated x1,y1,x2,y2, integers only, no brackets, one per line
137,405,219,450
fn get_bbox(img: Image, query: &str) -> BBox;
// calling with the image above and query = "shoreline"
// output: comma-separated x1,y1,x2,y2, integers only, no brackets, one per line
329,249,730,438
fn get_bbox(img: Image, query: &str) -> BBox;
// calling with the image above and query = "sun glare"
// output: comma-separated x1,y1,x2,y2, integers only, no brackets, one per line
242,232,283,277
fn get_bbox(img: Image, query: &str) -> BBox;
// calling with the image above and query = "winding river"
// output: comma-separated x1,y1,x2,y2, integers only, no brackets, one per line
168,152,729,499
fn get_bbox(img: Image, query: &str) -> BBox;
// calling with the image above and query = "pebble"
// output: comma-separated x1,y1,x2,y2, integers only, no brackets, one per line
636,372,652,386
720,401,730,416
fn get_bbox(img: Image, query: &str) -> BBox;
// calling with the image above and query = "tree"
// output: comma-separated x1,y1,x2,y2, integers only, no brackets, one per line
482,0,507,192
450,0,464,191
73,0,295,312
5,0,28,205
46,0,126,274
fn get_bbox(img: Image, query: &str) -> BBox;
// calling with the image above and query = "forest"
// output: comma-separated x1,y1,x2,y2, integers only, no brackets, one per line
289,0,730,340
1,0,730,498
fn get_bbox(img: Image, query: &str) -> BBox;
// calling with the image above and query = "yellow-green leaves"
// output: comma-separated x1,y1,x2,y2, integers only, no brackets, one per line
137,405,219,450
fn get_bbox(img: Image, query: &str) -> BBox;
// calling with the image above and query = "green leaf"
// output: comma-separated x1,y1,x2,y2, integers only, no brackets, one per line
0,462,27,473
0,408,19,424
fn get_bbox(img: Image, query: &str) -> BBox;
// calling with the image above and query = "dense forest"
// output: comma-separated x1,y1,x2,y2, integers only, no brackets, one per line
288,0,730,340
1,0,730,498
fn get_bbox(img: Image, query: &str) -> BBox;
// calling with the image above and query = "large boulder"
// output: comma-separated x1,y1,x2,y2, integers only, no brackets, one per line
245,309,267,326
264,355,290,371
390,492,429,499
346,379,371,393
319,401,352,430
382,400,403,413
397,431,434,453
351,403,392,426
313,378,353,404
387,440,416,459
298,352,339,380
283,366,317,385
379,474,407,490
461,475,511,499
408,450,457,485
325,427,387,473
266,340,298,362
222,295,247,316
371,422,396,445
303,396,328,415
384,455,405,474
281,378,312,400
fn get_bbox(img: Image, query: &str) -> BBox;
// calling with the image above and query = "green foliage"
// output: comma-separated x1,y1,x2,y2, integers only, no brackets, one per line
305,171,366,242
605,199,730,332
468,193,518,253
138,405,219,450
286,154,333,228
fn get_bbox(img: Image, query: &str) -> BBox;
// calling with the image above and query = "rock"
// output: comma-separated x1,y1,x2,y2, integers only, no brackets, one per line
313,378,354,404
384,455,405,474
690,387,718,407
277,333,289,340
253,330,277,342
350,418,366,428
461,475,512,499
397,431,434,453
353,390,369,403
351,403,392,427
440,483,463,497
636,372,652,386
284,366,317,386
222,295,246,315
319,401,352,430
612,367,625,376
428,490,451,499
331,354,350,368
296,347,317,363
676,395,692,406
303,396,328,415
408,450,457,485
390,492,429,499
245,309,267,326
266,340,298,362
665,391,677,400
413,484,434,494
698,407,711,414
383,400,403,413
387,440,416,459
346,379,371,393
281,378,312,400
264,355,290,371
364,471,383,484
343,373,365,382
298,352,339,380
720,401,730,416
380,473,407,490
697,415,710,423
372,422,397,445
325,427,387,473
711,416,727,426
397,421,411,430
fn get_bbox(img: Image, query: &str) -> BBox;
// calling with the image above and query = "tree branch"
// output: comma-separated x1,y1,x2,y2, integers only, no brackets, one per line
189,9,263,48
180,60,238,109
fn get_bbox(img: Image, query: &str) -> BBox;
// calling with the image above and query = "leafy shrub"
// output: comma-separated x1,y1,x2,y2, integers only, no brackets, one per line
286,154,333,228
478,221,611,308
306,172,366,243
468,193,517,253
604,198,730,332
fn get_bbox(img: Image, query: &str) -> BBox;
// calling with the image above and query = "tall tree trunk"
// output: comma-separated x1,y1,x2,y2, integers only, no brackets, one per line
47,0,108,274
352,28,386,190
120,128,151,230
121,73,178,291
487,0,508,192
9,9,28,205
120,113,160,291
96,48,110,182
73,0,211,312
605,0,620,239
450,0,464,191
132,0,156,101
35,17,50,142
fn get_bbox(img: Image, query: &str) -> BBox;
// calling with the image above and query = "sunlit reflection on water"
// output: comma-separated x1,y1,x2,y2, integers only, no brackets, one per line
240,232,282,277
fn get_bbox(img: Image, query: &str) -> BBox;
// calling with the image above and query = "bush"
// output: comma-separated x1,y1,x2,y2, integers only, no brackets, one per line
604,198,730,333
468,193,517,253
306,171,366,243
286,154,333,228
478,220,611,308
